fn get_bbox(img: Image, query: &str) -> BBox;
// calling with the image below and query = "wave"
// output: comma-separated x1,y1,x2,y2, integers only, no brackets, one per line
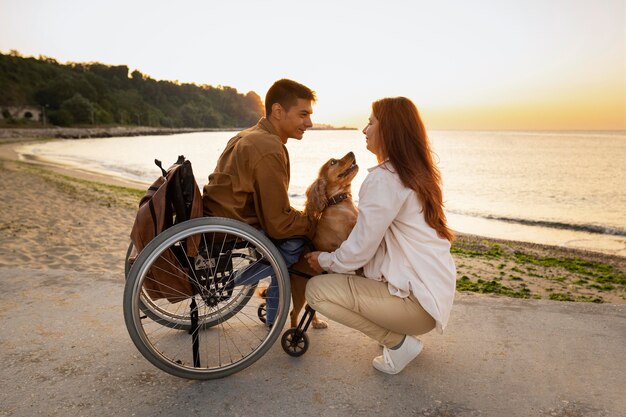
290,199,626,237
449,210,626,237
292,198,625,237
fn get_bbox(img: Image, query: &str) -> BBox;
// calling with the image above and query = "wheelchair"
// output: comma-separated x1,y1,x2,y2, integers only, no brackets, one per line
123,216,316,380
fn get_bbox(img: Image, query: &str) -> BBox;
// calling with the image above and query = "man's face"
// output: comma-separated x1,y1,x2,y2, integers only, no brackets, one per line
274,98,313,141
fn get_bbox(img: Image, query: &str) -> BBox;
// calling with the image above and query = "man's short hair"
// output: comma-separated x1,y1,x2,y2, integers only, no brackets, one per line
265,79,316,117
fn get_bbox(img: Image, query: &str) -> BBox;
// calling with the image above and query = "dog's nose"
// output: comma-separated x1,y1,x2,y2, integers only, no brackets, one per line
348,151,355,159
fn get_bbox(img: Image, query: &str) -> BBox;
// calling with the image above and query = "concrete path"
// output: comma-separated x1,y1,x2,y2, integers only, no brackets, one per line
1,267,624,417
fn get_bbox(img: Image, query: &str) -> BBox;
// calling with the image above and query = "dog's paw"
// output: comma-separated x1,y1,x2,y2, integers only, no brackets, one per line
312,319,329,329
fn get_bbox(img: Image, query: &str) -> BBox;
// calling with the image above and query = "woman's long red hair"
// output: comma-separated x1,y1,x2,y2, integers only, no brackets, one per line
373,97,454,242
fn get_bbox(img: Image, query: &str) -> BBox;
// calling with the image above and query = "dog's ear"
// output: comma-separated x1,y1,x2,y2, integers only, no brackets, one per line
305,177,327,218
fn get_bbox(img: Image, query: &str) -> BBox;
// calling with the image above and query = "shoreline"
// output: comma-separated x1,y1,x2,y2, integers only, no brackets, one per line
0,136,150,189
0,125,241,140
0,124,357,141
0,136,623,305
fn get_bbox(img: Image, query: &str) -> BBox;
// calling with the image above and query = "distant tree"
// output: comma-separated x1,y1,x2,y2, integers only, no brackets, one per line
245,91,264,114
131,70,144,82
61,93,93,124
38,55,59,65
49,109,74,126
34,76,76,109
95,105,114,124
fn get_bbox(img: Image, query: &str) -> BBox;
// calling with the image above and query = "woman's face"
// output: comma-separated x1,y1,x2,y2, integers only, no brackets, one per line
363,112,383,160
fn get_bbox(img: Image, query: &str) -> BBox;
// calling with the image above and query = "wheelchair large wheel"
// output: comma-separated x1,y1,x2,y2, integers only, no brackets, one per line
123,217,291,380
125,241,256,331
124,241,134,278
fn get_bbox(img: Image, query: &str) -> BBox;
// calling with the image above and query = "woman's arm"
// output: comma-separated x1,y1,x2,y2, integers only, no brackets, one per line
316,169,408,273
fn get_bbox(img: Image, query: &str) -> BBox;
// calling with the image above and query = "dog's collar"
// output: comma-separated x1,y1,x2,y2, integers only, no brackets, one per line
327,192,351,207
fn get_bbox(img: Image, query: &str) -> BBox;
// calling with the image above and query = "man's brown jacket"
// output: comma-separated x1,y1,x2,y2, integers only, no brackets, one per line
202,118,315,240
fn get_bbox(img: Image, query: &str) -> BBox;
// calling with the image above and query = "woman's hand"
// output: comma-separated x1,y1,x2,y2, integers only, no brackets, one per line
305,251,324,274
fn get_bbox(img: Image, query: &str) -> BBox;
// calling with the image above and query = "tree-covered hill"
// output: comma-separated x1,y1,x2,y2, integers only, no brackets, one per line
0,51,264,128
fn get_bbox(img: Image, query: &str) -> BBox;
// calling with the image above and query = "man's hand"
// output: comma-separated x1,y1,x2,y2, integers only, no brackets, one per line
305,251,324,274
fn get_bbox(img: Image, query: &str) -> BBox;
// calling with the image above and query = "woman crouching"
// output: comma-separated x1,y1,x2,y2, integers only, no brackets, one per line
305,96,456,375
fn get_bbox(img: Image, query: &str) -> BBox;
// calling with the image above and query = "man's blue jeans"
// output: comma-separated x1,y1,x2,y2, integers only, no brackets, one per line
233,235,307,325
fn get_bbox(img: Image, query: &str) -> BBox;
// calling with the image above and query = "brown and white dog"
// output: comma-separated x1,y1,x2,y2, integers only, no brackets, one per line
290,151,359,328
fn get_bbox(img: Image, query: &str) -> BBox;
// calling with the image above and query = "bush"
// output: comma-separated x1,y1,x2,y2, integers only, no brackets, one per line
61,93,92,124
49,109,74,126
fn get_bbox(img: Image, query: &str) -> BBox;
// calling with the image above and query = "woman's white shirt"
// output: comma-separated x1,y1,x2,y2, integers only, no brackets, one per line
317,162,456,333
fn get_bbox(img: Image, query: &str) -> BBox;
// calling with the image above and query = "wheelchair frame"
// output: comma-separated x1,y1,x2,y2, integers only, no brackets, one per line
123,217,315,380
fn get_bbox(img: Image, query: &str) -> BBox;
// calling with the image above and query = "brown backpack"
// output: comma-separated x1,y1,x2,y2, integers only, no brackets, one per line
129,156,204,303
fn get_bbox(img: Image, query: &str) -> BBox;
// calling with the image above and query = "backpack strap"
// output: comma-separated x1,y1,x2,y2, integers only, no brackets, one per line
154,159,167,177
148,199,159,237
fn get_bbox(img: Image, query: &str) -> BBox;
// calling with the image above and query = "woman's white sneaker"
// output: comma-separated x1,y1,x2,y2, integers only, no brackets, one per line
372,336,423,374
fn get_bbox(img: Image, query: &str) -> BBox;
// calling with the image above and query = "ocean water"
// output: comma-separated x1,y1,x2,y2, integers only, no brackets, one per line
17,130,626,257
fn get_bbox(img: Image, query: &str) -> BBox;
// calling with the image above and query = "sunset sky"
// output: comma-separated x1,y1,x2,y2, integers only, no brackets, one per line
1,0,624,130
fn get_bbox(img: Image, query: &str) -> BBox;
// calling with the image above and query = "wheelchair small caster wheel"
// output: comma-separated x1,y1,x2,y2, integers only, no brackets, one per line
257,302,267,323
281,328,309,357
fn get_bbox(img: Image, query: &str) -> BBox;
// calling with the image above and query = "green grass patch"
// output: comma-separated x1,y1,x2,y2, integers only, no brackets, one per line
576,295,605,303
451,236,624,303
457,276,532,298
451,242,504,258
549,293,575,302
549,292,604,303
514,252,626,286
588,283,615,291
515,252,607,275
594,273,624,286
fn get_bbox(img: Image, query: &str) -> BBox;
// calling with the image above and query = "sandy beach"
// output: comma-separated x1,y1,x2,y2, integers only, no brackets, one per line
0,136,624,305
1,136,625,417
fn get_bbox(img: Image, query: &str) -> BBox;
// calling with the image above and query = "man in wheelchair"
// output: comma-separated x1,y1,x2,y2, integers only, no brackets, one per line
202,79,318,327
